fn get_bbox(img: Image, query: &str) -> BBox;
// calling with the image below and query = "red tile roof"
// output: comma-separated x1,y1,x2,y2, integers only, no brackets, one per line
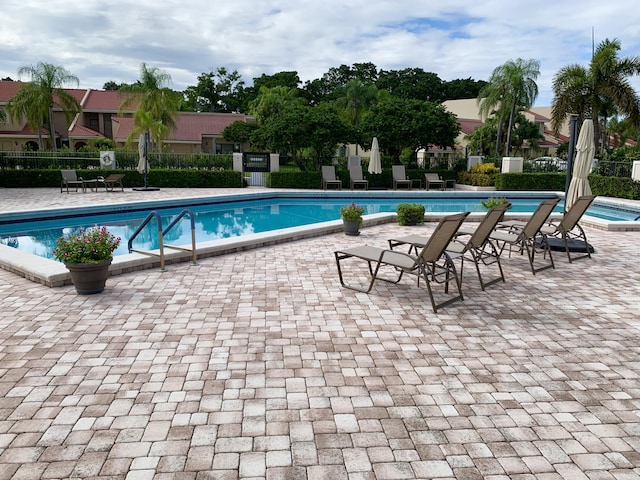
113,112,250,142
69,124,102,138
82,89,137,111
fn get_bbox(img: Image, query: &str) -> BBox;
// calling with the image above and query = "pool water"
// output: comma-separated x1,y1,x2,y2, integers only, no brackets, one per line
0,196,635,260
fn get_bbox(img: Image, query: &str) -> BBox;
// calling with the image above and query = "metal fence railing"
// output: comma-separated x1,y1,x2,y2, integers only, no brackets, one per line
0,151,234,170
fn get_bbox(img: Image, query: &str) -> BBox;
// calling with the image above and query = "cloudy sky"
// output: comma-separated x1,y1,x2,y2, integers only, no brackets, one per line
2,0,640,106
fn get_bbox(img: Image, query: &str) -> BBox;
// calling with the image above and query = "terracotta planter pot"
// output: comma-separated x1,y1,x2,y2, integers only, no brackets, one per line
65,259,112,294
342,219,361,236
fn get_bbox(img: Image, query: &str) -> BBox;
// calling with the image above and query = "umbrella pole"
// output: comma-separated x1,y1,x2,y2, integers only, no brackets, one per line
564,115,579,213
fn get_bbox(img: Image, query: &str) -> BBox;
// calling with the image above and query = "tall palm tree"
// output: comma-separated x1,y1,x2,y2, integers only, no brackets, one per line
551,38,640,151
10,62,81,151
119,63,179,151
477,58,540,156
335,79,381,154
6,83,49,149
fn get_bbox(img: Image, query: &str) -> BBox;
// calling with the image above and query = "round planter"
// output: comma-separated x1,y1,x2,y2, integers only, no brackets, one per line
65,259,112,294
342,219,361,236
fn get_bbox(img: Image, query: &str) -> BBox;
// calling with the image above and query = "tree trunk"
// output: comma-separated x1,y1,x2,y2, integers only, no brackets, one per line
48,105,57,152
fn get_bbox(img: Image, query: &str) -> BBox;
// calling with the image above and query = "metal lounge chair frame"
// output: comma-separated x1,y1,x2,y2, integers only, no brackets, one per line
334,212,469,313
389,203,510,291
491,198,560,274
321,166,342,190
392,165,412,190
501,195,595,263
424,173,445,190
60,169,96,193
348,165,369,190
97,174,126,192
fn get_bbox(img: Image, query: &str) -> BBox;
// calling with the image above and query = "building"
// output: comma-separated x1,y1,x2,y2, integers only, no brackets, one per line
0,81,253,153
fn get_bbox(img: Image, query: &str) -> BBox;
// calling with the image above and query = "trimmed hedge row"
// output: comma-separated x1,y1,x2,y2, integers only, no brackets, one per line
0,169,242,188
495,172,640,199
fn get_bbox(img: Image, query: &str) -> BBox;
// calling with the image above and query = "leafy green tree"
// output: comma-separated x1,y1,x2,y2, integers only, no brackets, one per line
361,97,460,163
552,38,640,151
183,68,245,112
443,78,487,100
118,63,180,150
376,68,445,102
302,63,378,104
478,58,540,156
10,62,81,151
6,83,48,149
248,86,306,124
465,120,498,157
608,116,639,147
222,120,259,146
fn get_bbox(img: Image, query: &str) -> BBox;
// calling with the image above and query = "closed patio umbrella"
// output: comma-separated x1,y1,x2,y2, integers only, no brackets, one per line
566,119,594,210
368,137,382,174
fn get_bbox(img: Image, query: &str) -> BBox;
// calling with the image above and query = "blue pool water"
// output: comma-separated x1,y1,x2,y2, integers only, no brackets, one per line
0,193,636,260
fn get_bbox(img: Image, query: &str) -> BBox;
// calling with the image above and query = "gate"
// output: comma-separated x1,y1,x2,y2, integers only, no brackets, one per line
242,152,271,186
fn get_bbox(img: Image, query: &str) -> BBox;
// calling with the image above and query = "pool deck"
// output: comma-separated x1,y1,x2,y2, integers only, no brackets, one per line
0,188,639,479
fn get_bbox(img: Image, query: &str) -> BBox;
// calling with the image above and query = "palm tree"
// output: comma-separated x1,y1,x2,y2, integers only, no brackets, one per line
335,79,381,154
552,38,640,151
10,62,81,151
119,63,179,151
477,58,540,156
6,83,49,149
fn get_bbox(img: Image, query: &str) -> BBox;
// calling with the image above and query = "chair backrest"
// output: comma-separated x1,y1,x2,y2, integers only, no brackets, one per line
559,195,595,231
61,170,78,182
418,212,470,263
468,203,511,248
349,165,364,181
425,173,441,181
392,165,407,181
521,198,561,238
322,165,337,181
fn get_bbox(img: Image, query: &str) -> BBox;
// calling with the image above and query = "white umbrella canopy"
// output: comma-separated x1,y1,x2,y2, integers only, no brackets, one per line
566,119,594,210
368,137,382,174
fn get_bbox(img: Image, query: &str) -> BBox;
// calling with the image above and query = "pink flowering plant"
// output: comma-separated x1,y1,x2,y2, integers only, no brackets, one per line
53,226,121,264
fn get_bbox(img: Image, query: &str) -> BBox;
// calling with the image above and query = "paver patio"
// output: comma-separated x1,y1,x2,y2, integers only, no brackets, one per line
0,188,639,479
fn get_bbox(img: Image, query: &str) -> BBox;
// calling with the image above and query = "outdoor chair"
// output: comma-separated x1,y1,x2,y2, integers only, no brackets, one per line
321,166,342,190
60,170,97,193
500,195,595,263
389,203,510,291
490,198,560,274
97,174,125,192
348,165,369,190
392,165,412,190
425,173,445,190
334,212,469,313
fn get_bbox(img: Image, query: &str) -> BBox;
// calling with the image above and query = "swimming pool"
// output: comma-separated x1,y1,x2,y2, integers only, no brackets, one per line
0,190,638,260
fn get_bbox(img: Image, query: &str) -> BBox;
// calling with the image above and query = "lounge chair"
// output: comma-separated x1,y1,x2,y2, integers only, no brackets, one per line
334,212,469,312
501,195,595,263
97,174,126,192
60,169,97,193
321,166,342,190
392,165,412,190
348,165,369,190
389,203,510,291
490,198,560,274
425,173,444,190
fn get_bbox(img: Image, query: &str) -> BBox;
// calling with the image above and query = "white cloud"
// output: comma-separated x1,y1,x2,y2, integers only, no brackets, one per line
1,0,640,106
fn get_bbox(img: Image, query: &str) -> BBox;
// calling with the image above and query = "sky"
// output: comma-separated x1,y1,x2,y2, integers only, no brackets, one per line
2,0,640,107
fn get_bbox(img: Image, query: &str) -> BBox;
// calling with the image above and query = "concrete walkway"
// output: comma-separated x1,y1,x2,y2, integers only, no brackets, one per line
0,188,639,479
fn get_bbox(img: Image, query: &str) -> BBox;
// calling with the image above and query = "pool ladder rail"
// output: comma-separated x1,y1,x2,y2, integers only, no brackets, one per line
128,209,198,271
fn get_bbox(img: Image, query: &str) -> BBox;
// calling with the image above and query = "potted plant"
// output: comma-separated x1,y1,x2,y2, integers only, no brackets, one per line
480,196,511,210
340,202,365,236
53,226,121,294
397,203,425,226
